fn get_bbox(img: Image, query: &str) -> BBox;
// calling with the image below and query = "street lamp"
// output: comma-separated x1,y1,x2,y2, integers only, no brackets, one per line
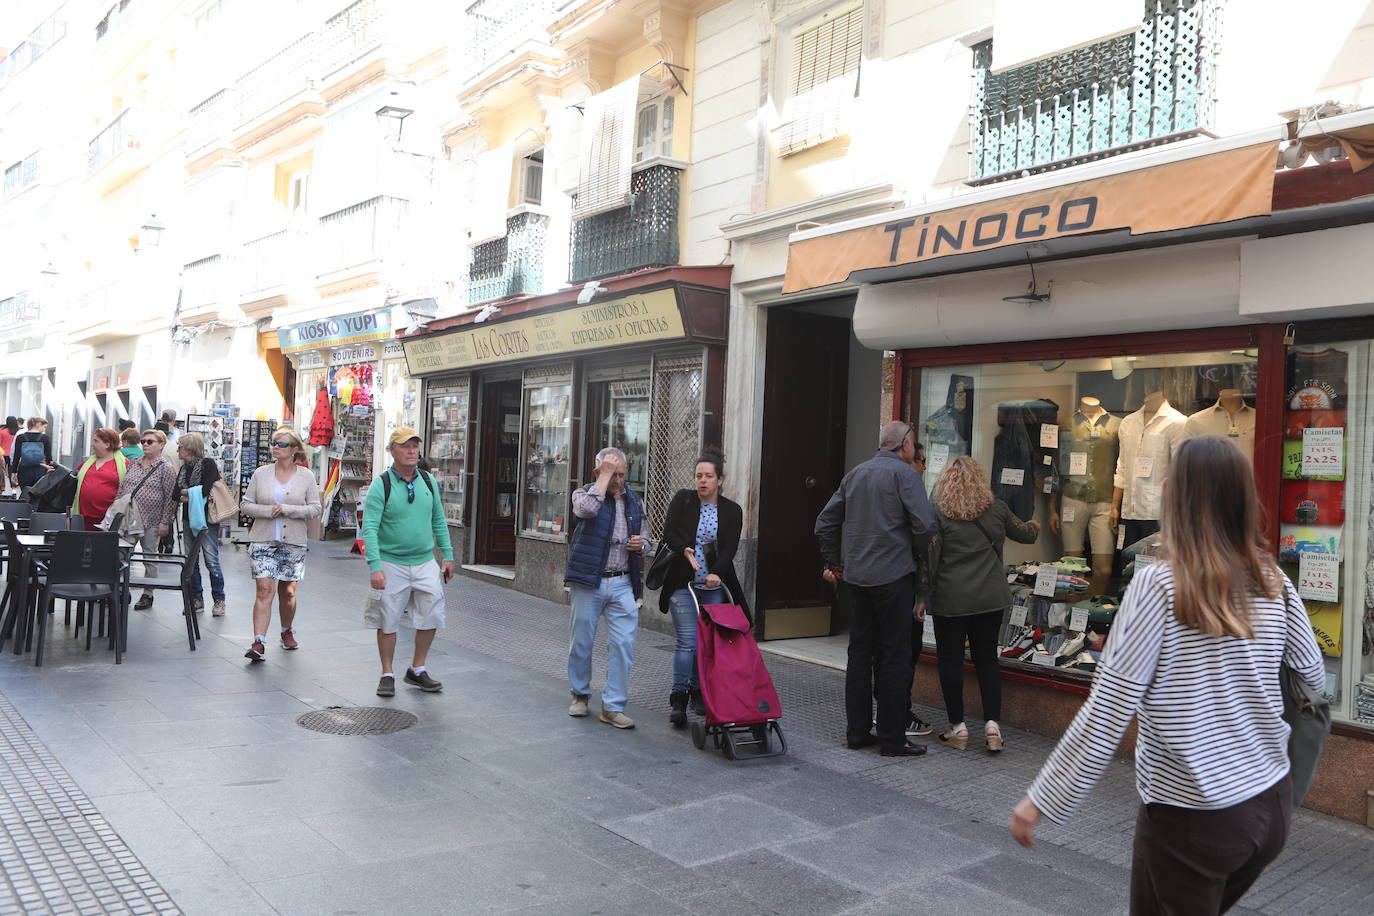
137,214,165,251
375,104,414,143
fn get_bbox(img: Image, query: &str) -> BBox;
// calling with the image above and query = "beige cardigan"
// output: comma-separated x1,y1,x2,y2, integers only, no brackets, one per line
241,464,322,545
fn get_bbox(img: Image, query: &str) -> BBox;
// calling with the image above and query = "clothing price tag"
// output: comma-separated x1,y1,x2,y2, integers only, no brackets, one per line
1034,565,1059,597
1062,506,1076,523
1069,452,1088,476
1302,427,1344,478
1137,553,1157,568
1134,456,1154,479
928,443,949,478
1043,479,1054,494
1117,525,1127,550
1069,607,1090,632
1040,424,1059,448
1298,552,1339,602
1031,650,1057,668
1008,605,1028,627
1043,455,1052,465
999,468,1025,486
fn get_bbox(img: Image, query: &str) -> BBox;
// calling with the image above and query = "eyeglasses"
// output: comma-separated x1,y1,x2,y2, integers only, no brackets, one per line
270,441,293,448
140,439,158,445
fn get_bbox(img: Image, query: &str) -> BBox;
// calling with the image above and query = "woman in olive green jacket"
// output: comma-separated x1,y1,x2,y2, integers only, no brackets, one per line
929,456,1039,752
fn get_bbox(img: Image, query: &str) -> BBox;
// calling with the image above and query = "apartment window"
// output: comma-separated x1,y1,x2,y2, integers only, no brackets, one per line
202,378,232,407
4,18,67,81
289,172,310,215
3,154,40,196
520,148,544,206
777,3,863,157
633,95,675,163
96,0,133,41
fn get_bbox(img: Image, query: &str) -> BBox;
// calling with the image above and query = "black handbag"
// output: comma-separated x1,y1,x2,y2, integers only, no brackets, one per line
645,542,675,594
1281,663,1331,806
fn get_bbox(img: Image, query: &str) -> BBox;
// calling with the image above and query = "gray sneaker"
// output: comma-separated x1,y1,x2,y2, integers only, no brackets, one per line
599,709,635,729
568,694,589,717
376,676,396,698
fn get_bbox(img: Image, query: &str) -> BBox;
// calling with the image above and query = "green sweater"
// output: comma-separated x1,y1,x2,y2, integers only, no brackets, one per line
361,468,454,572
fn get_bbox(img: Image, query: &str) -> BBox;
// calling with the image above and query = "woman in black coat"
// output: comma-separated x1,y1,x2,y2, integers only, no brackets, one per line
657,453,747,728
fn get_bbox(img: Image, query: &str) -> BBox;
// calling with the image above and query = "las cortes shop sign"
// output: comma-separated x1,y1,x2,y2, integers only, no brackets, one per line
402,288,686,374
277,309,392,353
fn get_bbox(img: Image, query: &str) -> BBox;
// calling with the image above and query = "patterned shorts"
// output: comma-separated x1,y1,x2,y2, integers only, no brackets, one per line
248,541,308,581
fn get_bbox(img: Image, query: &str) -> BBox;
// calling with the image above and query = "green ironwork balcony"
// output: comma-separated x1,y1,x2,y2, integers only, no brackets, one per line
970,0,1222,184
570,164,680,284
468,211,548,304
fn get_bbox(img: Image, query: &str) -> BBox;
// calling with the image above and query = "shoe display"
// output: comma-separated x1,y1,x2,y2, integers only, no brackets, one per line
133,594,153,611
1001,628,1040,658
244,640,265,662
905,715,934,737
879,742,928,757
280,629,299,650
599,709,635,729
376,675,396,698
1054,633,1087,664
568,694,589,717
669,691,688,728
404,668,443,692
211,600,226,617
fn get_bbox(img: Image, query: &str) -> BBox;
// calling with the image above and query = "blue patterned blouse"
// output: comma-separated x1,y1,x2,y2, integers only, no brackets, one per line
692,501,719,583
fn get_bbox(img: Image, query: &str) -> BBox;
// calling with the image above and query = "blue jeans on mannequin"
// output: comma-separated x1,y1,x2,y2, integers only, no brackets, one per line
668,588,700,693
568,577,638,712
189,524,226,603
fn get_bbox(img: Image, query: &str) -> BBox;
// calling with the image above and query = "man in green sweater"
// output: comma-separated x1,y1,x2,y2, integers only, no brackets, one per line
362,427,455,697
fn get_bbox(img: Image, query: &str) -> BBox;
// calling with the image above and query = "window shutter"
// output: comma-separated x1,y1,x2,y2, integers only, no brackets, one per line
573,77,641,218
777,5,863,157
469,144,513,246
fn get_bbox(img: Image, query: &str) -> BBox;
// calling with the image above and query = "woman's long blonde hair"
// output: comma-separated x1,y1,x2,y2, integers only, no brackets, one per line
1161,435,1280,639
932,456,994,521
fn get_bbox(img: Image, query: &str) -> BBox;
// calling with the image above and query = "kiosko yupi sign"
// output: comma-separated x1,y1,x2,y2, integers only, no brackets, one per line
403,288,685,375
278,309,392,353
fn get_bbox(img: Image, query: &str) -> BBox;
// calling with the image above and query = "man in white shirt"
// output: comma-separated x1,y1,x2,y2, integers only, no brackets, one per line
1111,390,1185,550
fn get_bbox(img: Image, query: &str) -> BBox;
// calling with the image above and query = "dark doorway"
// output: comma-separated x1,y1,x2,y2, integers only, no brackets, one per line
755,308,851,639
475,379,522,566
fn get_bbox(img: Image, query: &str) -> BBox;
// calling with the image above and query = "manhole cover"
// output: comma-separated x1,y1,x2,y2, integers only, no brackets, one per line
296,706,417,736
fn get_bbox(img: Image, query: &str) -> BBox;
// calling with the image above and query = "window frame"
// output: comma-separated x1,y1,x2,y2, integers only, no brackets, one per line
775,0,865,157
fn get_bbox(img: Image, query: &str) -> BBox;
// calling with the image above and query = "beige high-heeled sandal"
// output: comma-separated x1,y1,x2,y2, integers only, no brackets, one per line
938,724,969,749
985,720,1004,754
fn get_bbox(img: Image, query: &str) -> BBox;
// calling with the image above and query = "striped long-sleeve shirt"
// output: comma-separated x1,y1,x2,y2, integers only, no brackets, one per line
1028,562,1325,823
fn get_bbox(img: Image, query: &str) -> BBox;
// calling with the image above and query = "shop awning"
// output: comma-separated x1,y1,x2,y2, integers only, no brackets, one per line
782,133,1282,294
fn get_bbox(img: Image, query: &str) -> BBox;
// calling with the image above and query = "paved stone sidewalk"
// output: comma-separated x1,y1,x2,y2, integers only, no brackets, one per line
0,538,1369,914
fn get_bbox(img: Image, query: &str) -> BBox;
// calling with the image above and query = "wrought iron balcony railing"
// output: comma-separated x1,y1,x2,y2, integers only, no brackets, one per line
182,255,227,309
569,164,680,284
316,195,408,273
241,229,307,296
88,109,136,173
969,0,1222,184
463,0,553,79
0,291,41,327
183,89,236,157
233,33,316,129
469,212,548,304
319,0,395,78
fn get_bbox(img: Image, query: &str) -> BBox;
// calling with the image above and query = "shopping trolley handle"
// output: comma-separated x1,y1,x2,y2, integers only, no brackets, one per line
688,581,733,610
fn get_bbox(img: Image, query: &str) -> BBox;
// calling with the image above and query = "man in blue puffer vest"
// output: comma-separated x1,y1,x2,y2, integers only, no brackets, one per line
565,446,650,728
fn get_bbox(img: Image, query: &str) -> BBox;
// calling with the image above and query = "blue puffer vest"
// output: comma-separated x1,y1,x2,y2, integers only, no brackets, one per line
564,484,644,599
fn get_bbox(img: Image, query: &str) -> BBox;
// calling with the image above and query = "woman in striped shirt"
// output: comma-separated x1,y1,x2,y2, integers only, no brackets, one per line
1010,435,1325,914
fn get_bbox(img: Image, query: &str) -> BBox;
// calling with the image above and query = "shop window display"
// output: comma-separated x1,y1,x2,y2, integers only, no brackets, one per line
523,383,571,536
587,379,649,506
916,350,1260,680
425,383,469,525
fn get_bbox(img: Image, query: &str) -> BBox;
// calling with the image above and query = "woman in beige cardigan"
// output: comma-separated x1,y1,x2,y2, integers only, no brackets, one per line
240,427,321,662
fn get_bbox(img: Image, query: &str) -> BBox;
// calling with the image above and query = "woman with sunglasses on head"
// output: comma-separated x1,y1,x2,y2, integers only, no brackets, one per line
116,430,178,610
174,432,227,616
239,428,321,662
1011,437,1325,914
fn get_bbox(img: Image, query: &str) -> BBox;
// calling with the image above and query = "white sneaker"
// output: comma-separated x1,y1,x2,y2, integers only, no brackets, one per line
568,694,589,717
211,600,226,617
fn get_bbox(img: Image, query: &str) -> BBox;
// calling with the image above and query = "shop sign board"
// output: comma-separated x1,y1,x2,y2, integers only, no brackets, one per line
403,288,685,375
330,343,379,365
278,309,392,353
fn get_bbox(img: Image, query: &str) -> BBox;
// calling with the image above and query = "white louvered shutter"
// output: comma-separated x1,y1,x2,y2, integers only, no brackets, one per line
777,4,863,157
469,144,513,246
572,77,641,218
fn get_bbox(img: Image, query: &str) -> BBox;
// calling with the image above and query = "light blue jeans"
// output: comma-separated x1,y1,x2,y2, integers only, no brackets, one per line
188,524,225,602
669,588,700,693
568,577,638,712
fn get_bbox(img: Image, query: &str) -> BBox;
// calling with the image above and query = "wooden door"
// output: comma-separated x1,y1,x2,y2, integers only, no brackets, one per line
755,310,851,638
476,379,521,565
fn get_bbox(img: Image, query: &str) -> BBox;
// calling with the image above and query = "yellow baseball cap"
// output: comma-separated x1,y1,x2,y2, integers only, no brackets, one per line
388,427,422,447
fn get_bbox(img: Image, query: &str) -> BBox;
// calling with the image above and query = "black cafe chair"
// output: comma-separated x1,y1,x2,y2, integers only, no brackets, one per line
28,512,72,536
36,531,125,666
0,501,29,527
123,521,202,650
0,518,42,652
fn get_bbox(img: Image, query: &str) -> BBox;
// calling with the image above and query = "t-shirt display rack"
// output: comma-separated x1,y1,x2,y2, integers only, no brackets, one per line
329,409,375,534
237,420,279,529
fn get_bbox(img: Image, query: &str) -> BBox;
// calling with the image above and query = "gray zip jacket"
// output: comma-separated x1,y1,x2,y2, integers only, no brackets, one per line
814,450,934,587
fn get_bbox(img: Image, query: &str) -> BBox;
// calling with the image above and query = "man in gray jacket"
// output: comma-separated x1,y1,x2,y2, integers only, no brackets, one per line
815,421,934,757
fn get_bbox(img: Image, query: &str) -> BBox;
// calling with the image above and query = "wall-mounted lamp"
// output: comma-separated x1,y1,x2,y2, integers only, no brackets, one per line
40,262,59,276
136,214,165,251
376,104,414,143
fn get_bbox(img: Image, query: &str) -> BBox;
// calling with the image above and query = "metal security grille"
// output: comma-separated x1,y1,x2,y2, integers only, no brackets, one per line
645,351,704,537
569,164,680,284
296,707,418,735
970,0,1223,183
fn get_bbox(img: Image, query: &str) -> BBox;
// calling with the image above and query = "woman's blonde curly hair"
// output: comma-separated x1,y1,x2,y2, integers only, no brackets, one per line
932,455,994,521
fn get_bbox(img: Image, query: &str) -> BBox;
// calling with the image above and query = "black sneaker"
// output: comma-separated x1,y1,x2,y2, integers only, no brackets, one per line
376,675,395,698
404,668,442,692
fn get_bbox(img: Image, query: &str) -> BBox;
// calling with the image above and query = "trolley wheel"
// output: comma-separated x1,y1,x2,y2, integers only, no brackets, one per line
690,720,706,749
721,738,735,760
